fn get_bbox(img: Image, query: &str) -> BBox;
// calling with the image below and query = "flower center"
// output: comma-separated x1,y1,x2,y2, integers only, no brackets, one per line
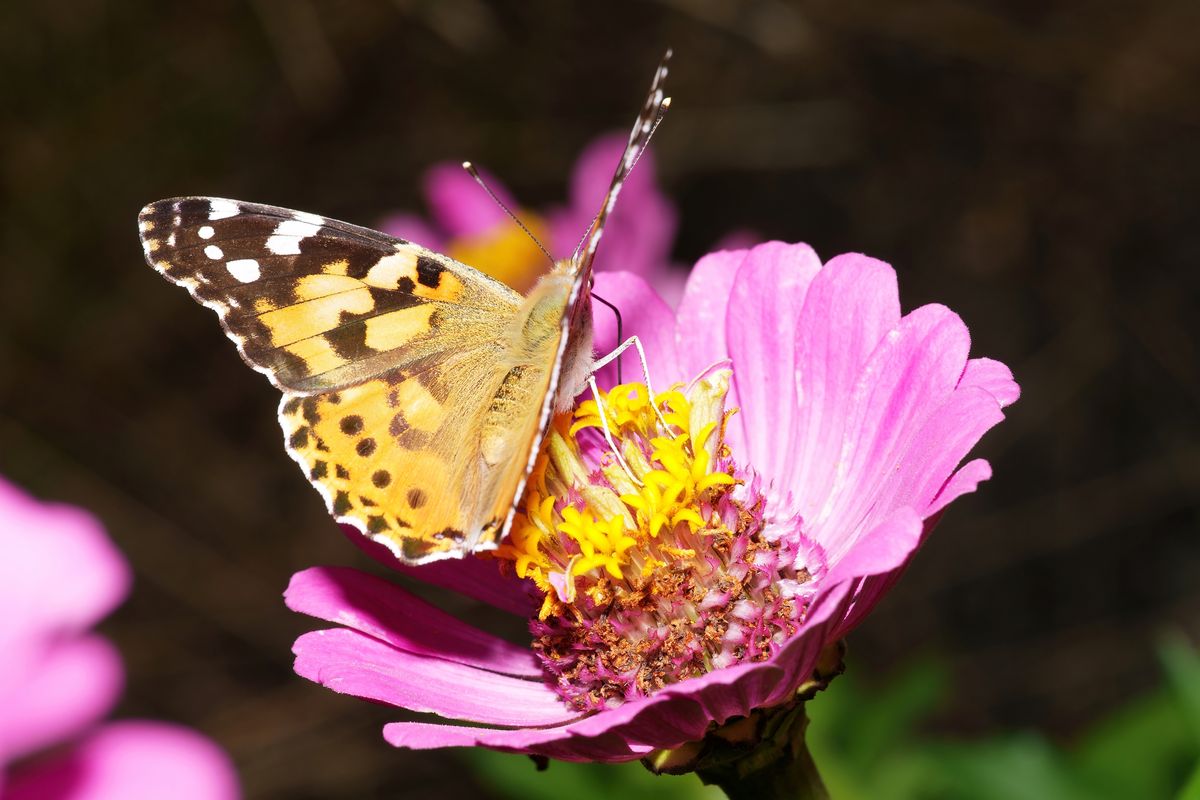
446,214,552,292
493,372,825,712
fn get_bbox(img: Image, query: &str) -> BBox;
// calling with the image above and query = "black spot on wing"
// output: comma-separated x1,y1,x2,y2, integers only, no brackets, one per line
415,365,450,403
387,412,430,450
288,427,309,449
416,256,444,288
398,429,431,450
301,397,321,424
339,415,364,435
324,321,374,361
296,226,383,280
388,412,408,437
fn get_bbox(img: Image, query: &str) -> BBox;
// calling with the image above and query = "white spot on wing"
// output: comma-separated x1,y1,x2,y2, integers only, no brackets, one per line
198,225,215,239
266,236,300,256
204,244,224,260
266,218,321,255
208,199,239,220
226,258,261,283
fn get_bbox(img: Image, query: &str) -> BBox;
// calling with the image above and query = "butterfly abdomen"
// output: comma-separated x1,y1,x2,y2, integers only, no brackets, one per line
481,365,546,465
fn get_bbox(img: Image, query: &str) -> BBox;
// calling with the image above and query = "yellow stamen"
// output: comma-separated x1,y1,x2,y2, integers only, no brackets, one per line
494,372,739,608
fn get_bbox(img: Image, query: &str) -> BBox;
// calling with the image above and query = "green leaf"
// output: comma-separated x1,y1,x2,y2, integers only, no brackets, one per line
1161,634,1200,745
1177,760,1200,800
925,735,1096,800
1073,686,1191,799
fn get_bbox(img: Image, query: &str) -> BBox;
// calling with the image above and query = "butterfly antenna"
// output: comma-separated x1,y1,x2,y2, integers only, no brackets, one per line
462,161,556,268
591,290,625,384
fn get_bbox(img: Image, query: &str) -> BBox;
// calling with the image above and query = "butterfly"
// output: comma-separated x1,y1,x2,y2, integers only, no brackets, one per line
137,53,671,564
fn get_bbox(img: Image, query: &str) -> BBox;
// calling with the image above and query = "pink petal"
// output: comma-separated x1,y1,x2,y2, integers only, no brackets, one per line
0,479,130,647
590,271,681,390
787,254,901,517
423,162,514,238
875,386,1007,518
5,721,240,800
725,242,822,476
827,510,927,640
568,134,663,215
284,567,539,677
342,525,537,617
549,134,677,278
673,248,744,379
384,582,854,761
292,629,576,728
384,721,651,763
0,635,123,765
820,507,923,590
960,357,1020,407
816,304,971,561
375,212,445,252
927,458,993,517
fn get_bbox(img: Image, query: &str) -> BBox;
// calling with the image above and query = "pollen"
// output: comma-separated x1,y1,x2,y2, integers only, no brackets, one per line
493,371,824,712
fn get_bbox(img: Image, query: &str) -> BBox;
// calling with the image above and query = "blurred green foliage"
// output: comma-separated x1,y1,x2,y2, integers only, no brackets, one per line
465,636,1200,799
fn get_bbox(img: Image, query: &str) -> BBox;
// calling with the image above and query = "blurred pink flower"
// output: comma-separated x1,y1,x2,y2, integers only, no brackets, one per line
0,477,239,799
285,242,1018,762
379,134,681,297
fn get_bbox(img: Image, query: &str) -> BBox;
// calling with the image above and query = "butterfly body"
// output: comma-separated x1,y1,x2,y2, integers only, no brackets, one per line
139,53,669,563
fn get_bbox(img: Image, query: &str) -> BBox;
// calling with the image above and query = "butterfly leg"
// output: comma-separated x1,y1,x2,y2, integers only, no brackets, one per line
591,336,672,433
587,375,643,486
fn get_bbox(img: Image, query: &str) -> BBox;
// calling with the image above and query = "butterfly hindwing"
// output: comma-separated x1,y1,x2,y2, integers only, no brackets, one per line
277,352,556,562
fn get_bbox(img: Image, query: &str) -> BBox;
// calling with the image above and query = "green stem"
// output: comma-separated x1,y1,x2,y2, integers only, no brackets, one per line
643,641,844,799
693,705,829,800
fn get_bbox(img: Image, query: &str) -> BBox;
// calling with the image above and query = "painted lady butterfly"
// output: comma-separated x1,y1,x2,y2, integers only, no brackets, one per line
138,53,670,563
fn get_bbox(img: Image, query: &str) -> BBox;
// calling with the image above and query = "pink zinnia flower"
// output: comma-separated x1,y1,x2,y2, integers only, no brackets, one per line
285,242,1018,763
380,134,680,297
0,477,240,799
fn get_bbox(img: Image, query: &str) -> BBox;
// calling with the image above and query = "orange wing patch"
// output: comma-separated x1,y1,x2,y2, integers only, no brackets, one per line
279,376,472,561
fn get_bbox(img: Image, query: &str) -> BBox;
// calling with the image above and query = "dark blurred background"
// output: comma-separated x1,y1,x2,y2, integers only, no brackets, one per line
2,1,1198,798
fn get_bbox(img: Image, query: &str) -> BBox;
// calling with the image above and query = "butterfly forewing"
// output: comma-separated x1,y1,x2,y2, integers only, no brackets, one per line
138,197,521,392
138,196,552,562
